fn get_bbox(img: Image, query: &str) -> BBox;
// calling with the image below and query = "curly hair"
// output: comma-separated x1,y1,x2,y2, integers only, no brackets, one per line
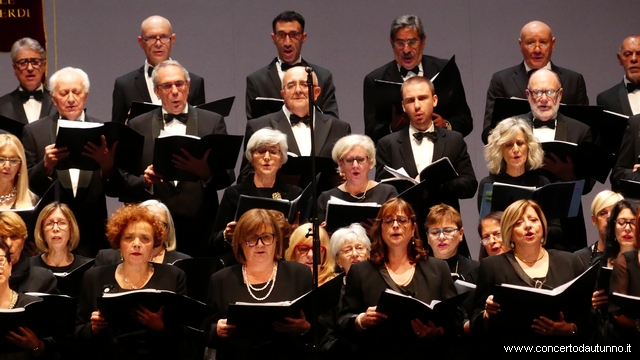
484,117,544,174
369,198,427,264
105,204,165,250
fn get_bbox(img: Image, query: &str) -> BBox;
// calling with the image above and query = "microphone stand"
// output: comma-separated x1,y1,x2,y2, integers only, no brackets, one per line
303,66,320,360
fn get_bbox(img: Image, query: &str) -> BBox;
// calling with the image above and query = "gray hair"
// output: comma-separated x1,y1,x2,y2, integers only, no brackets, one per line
139,199,177,252
11,37,46,62
245,128,288,163
390,14,425,40
330,223,371,258
331,134,376,167
151,59,190,87
49,67,90,94
484,117,543,174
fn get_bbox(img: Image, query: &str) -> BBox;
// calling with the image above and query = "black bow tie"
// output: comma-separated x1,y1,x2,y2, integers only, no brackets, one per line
533,118,556,129
290,114,310,126
627,82,640,93
400,66,420,77
281,59,308,72
413,131,437,142
147,66,154,78
164,113,188,124
19,89,43,102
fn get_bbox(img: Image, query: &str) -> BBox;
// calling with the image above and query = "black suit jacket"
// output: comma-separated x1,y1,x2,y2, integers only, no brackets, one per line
364,55,473,143
0,87,56,124
107,106,234,255
22,112,109,257
111,65,206,123
611,114,640,189
245,57,339,119
597,80,634,116
482,62,589,143
238,109,351,183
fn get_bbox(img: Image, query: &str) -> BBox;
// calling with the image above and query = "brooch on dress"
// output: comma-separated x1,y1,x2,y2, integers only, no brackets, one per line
272,192,282,200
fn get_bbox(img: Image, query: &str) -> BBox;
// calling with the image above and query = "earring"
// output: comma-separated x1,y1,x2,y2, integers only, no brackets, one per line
540,238,544,244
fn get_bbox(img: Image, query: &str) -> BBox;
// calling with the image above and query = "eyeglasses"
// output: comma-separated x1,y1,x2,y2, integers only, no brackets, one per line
393,38,421,48
13,58,43,70
141,35,172,46
44,220,69,231
254,147,281,157
340,156,368,166
616,218,636,229
380,216,412,226
427,227,459,239
527,88,561,100
0,254,8,267
275,31,302,41
295,244,326,255
524,41,550,50
340,244,368,257
156,80,188,92
245,233,275,247
480,231,502,245
0,157,21,166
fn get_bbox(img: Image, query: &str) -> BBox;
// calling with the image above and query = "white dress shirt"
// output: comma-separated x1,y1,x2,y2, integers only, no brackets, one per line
56,112,86,197
409,124,435,181
282,105,313,156
624,77,640,115
144,61,161,104
20,85,44,123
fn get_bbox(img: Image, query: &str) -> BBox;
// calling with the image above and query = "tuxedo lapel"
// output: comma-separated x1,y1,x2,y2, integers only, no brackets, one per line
39,89,55,119
151,109,163,140
618,81,634,116
185,106,198,136
134,66,152,103
9,90,28,124
510,63,529,99
383,61,403,83
398,128,418,177
421,57,440,79
313,111,330,156
432,129,447,162
554,115,568,141
273,111,301,155
267,59,283,94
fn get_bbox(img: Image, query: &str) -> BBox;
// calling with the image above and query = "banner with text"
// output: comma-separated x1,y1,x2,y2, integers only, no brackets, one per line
0,0,45,52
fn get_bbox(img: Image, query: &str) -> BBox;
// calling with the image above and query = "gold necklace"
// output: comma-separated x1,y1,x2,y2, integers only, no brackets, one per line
7,290,18,309
120,263,154,289
349,181,370,200
514,249,545,266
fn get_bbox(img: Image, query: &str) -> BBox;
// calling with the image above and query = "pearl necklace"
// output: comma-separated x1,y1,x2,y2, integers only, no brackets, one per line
243,263,278,301
0,187,16,203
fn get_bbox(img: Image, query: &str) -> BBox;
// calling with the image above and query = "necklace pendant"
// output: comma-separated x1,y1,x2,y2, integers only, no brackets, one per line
272,192,282,200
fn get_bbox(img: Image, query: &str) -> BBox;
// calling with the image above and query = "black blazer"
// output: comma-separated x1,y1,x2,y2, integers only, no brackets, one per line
22,112,110,257
482,62,589,143
93,248,191,267
611,114,640,189
363,55,473,143
245,57,339,119
111,65,205,123
597,80,634,116
375,126,477,211
238,109,351,183
0,87,56,124
9,254,58,294
337,258,458,358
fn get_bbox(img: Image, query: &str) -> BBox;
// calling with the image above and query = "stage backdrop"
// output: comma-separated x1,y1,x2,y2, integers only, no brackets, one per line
1,0,638,259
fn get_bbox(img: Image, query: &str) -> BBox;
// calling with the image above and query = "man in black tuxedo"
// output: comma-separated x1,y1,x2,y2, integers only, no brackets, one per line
364,14,472,144
108,60,233,256
0,38,55,125
245,10,338,120
482,21,589,143
22,67,116,257
611,114,640,189
597,35,640,116
376,76,477,257
111,15,205,124
522,68,592,252
240,66,350,186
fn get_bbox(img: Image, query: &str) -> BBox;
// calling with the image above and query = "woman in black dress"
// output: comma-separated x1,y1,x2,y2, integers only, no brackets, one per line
472,199,586,357
75,204,187,360
337,198,458,359
317,134,397,224
30,202,92,274
207,208,313,360
211,128,302,266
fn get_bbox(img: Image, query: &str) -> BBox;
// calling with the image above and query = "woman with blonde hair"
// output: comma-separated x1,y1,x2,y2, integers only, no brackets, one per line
285,223,336,285
0,134,36,209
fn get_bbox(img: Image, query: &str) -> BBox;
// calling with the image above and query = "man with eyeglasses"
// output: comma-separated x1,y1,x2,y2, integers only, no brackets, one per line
522,68,592,252
245,10,338,120
0,38,56,125
111,15,205,124
482,20,589,144
108,60,233,256
22,67,115,257
239,66,350,183
364,14,473,144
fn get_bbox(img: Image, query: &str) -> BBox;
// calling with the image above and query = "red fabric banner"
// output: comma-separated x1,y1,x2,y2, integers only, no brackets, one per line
0,0,45,52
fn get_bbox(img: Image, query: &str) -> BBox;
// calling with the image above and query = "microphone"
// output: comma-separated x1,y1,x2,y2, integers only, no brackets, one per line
305,66,314,74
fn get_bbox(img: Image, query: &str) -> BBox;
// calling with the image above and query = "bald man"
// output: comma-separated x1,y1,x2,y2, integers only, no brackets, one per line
111,15,205,123
597,35,640,116
482,20,588,143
